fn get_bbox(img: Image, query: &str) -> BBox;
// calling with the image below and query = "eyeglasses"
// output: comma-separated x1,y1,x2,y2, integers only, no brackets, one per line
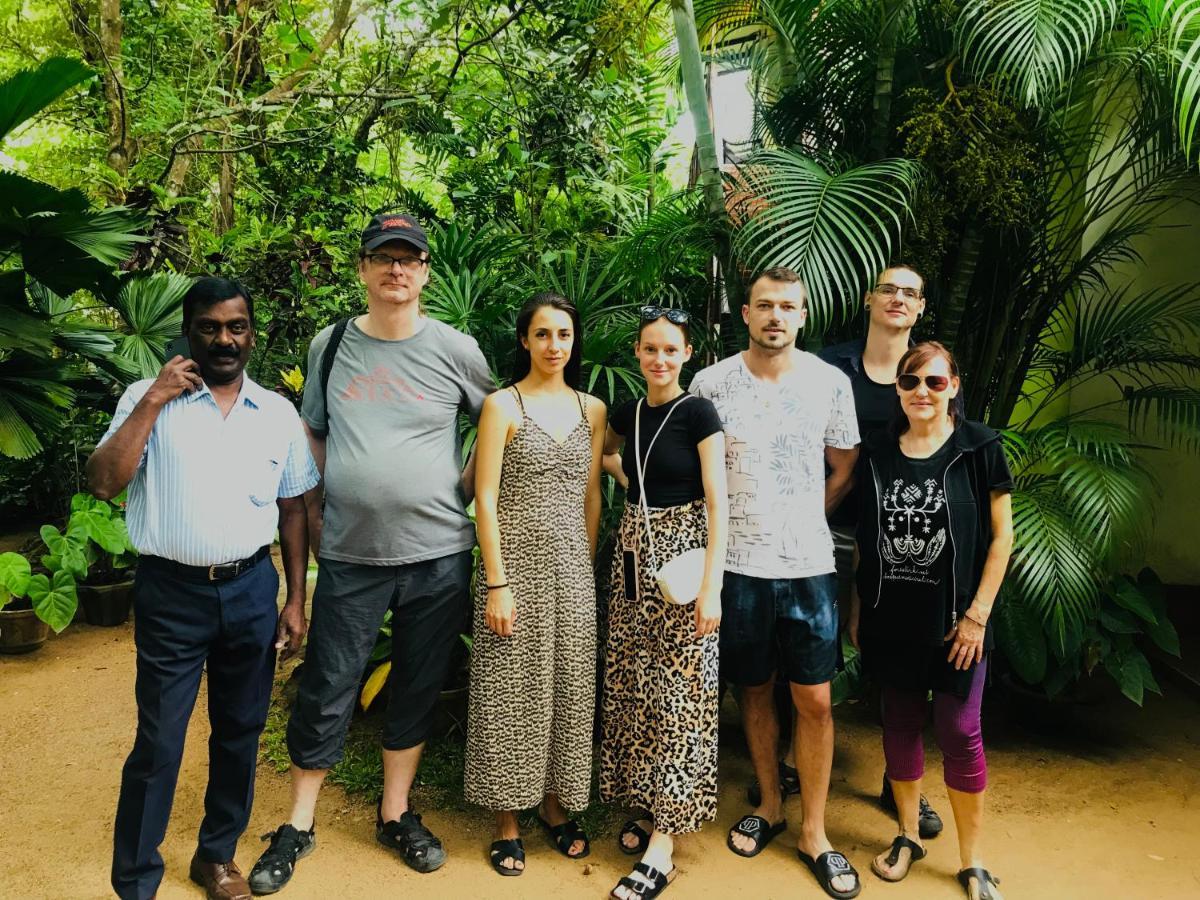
363,253,428,271
639,306,690,325
897,374,950,392
874,283,923,301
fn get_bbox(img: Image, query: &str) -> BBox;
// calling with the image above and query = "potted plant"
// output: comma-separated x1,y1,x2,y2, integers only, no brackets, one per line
0,550,77,654
46,492,138,626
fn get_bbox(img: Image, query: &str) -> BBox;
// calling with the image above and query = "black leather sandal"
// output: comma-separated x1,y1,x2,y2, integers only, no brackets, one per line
798,848,862,899
726,813,787,858
537,815,590,859
619,818,652,856
870,835,926,882
610,861,676,899
488,838,525,877
957,867,1003,900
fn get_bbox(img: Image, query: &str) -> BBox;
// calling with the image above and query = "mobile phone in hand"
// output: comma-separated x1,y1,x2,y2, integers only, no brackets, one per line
165,335,191,360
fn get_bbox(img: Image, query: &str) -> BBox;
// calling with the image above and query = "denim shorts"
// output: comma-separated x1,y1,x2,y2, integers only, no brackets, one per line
719,571,839,686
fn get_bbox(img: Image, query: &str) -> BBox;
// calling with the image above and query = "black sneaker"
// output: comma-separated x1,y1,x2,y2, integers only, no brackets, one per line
377,807,446,873
880,775,943,839
249,823,316,895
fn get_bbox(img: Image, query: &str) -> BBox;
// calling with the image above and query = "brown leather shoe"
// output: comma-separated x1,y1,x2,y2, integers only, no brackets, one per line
189,854,252,900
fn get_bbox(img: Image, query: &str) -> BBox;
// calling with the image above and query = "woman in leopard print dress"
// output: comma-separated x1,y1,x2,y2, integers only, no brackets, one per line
464,293,606,877
599,309,728,900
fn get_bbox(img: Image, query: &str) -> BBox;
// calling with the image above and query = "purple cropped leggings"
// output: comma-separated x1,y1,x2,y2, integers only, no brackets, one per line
881,658,988,794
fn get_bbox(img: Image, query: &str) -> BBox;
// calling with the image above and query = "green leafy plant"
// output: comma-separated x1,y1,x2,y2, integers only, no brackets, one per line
0,550,76,633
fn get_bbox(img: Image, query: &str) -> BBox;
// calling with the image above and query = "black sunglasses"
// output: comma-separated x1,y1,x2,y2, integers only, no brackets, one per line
640,306,690,325
897,374,950,392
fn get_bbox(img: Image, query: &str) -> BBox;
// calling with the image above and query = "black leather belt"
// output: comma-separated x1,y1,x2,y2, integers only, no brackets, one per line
142,545,271,582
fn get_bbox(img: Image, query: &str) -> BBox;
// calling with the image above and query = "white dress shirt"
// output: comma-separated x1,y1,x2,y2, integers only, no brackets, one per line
99,375,320,566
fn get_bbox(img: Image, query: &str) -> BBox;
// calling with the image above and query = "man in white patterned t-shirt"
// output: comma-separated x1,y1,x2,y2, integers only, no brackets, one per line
691,267,862,898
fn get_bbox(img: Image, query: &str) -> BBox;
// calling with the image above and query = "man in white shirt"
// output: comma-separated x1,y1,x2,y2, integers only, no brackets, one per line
691,267,861,899
89,277,318,900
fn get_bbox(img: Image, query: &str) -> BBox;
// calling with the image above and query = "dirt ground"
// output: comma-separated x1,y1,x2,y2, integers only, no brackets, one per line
3,590,1199,900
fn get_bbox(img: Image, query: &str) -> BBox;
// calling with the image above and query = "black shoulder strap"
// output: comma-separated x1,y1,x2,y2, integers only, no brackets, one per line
320,317,351,428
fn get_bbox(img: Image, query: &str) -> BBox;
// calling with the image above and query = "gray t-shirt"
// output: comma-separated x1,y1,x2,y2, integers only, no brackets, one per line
302,316,493,565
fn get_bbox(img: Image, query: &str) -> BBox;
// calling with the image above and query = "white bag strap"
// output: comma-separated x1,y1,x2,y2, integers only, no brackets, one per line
633,395,690,572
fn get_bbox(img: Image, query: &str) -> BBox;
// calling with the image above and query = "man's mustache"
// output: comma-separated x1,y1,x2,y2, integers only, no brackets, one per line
207,346,240,359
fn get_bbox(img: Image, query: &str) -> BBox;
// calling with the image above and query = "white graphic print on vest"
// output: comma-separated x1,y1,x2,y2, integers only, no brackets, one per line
880,478,947,584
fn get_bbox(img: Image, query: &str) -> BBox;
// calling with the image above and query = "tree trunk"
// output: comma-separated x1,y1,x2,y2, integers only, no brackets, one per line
868,0,903,160
942,217,982,349
69,0,134,199
672,0,740,352
672,0,724,221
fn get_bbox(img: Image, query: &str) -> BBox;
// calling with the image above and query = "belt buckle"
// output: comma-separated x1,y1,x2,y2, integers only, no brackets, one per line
207,561,237,581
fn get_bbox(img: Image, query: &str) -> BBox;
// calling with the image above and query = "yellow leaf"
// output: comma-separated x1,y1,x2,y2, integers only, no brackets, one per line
360,661,391,711
279,366,304,393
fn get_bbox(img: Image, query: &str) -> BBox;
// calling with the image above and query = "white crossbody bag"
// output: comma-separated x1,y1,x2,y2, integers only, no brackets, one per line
634,397,707,605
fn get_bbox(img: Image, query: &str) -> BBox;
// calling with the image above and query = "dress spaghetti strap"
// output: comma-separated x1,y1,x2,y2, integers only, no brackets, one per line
509,385,525,415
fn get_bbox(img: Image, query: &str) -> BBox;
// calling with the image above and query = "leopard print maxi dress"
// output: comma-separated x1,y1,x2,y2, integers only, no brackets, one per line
464,392,597,812
600,498,719,834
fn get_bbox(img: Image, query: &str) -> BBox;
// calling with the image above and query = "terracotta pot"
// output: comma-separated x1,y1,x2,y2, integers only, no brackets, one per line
78,579,135,627
0,606,49,654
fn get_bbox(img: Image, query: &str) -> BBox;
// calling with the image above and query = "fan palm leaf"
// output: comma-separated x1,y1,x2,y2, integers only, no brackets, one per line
0,57,93,143
108,272,192,380
956,0,1121,107
731,150,920,327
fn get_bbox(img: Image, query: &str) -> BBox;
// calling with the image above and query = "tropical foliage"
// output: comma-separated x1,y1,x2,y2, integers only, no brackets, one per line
694,0,1200,700
2,1,1196,702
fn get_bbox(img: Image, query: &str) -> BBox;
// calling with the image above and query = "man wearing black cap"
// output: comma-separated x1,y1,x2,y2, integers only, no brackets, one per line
250,213,493,893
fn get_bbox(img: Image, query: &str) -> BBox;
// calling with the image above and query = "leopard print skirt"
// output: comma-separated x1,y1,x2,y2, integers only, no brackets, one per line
600,499,719,835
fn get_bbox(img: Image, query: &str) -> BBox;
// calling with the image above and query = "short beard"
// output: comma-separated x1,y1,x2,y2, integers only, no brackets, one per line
749,331,794,354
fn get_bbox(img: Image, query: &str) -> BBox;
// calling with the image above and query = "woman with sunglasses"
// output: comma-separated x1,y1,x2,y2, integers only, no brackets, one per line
464,292,606,876
599,306,728,900
849,341,1013,900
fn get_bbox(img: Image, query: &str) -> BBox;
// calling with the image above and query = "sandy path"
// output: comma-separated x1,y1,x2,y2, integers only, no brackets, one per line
3,608,1199,899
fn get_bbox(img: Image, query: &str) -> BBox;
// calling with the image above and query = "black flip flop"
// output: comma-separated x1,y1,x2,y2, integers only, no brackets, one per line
619,819,652,856
957,867,1002,900
538,815,590,859
798,848,862,899
610,861,676,899
870,835,926,882
726,813,787,858
488,838,524,877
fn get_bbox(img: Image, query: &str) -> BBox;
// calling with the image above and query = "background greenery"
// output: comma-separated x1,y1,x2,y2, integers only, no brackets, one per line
2,0,1198,702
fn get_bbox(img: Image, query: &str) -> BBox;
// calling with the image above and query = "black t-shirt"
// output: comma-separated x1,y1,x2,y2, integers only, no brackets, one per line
610,393,723,507
829,367,898,527
860,431,1013,695
863,438,956,646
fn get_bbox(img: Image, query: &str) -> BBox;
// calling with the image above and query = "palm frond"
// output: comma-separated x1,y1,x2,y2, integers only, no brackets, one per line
1123,383,1200,448
1164,0,1200,162
1008,483,1101,637
0,57,93,143
730,150,920,327
956,0,1121,107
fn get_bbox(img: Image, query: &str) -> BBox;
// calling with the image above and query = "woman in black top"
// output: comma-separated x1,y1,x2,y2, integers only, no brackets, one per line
599,307,727,900
850,341,1013,900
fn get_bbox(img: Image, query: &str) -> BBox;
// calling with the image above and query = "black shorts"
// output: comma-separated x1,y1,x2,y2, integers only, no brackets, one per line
719,571,839,686
286,551,472,769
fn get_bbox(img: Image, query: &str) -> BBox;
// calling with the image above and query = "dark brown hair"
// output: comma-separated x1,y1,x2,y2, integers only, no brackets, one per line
747,266,807,308
510,292,582,388
892,340,965,433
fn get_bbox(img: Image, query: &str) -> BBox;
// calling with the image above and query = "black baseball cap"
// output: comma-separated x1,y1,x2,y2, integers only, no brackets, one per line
360,212,429,255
